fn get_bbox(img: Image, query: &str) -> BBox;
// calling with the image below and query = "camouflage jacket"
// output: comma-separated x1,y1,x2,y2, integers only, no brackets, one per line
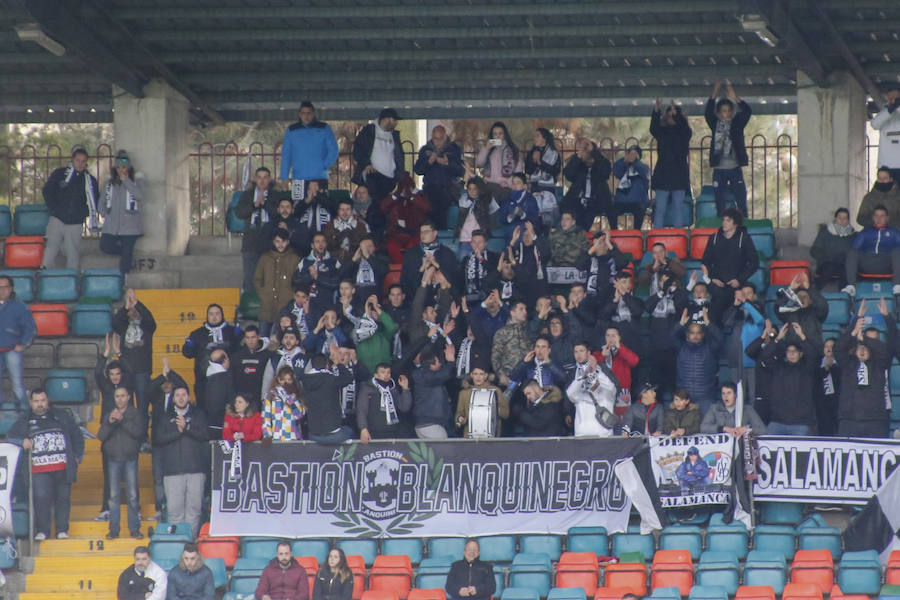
491,321,532,376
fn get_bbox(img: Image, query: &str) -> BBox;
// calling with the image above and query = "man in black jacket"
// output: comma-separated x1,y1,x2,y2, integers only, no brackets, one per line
94,342,133,523
401,221,460,297
97,386,144,539
412,346,456,439
701,208,759,324
112,288,156,446
8,389,84,540
42,147,97,269
230,325,272,408
445,540,496,600
294,233,342,318
560,138,613,231
300,352,355,444
706,82,752,217
182,303,242,402
835,319,891,438
148,359,187,521
517,379,565,437
234,166,283,291
757,323,817,435
414,125,465,230
202,349,232,439
352,108,405,202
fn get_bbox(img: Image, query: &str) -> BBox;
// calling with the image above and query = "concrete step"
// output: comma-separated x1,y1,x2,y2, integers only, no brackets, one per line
67,519,156,538
33,554,133,572
36,536,141,555
20,593,108,600
70,503,156,521
26,573,120,593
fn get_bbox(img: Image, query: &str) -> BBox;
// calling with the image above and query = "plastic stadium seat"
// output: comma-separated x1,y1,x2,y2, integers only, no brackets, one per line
735,586,776,600
198,534,240,568
237,289,260,321
650,549,693,596
230,576,260,595
372,554,413,573
796,517,842,559
658,525,702,559
609,230,644,260
476,536,517,564
567,527,608,556
292,539,330,563
4,236,44,268
837,550,882,595
520,535,562,561
362,591,401,600
593,587,633,600
769,260,810,287
446,205,460,231
744,551,787,594
409,590,448,600
44,369,86,404
0,270,34,302
205,557,227,588
548,588,587,600
297,556,319,592
688,585,729,600
151,521,193,540
830,584,871,600
689,228,718,259
604,562,647,595
748,262,769,293
510,553,553,597
823,292,851,326
855,280,893,298
648,587,681,600
232,556,270,575
12,204,48,236
347,555,367,600
416,572,451,591
487,237,508,254
241,537,281,559
150,539,186,565
888,550,900,585
493,565,506,598
71,302,111,336
36,269,78,302
559,552,599,567
696,552,739,595
383,270,402,295
705,520,749,560
611,525,655,561
647,228,688,259
81,268,123,301
339,540,378,567
369,555,413,599
0,206,10,237
556,553,600,595
753,524,797,559
383,539,424,565
427,538,466,560
782,583,824,600
791,549,834,594
501,588,540,600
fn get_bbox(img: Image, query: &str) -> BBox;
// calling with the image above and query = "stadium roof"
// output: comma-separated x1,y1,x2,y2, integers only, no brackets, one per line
1,0,898,124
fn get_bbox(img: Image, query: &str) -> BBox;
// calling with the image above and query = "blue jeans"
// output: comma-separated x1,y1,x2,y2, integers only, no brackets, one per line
653,190,687,228
0,349,26,409
152,446,166,511
99,234,140,275
713,168,748,216
767,422,809,436
33,469,70,536
108,458,140,536
310,426,354,444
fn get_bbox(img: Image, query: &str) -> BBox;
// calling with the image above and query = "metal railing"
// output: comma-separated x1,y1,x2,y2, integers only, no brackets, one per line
0,136,883,236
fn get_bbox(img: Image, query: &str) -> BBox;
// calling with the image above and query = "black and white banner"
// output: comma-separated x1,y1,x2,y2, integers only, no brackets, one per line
650,434,735,507
210,438,657,537
753,436,900,504
0,444,19,538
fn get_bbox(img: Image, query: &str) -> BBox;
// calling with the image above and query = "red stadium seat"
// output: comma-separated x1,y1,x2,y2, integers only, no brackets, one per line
604,563,646,595
30,304,69,337
347,555,367,600
650,550,693,596
735,586,776,600
297,556,320,593
790,550,833,594
557,570,599,595
197,535,239,568
769,260,810,287
4,235,44,268
647,228,688,259
370,555,413,599
362,591,400,600
782,583,824,600
408,590,447,600
858,272,892,280
559,552,599,567
383,270,402,294
689,228,719,259
887,550,900,585
593,586,635,600
609,230,644,260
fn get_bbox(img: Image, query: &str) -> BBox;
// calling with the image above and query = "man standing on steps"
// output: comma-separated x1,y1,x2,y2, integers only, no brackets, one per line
7,388,84,540
117,545,167,600
97,386,144,540
0,275,36,411
148,359,187,522
42,146,99,269
112,288,156,449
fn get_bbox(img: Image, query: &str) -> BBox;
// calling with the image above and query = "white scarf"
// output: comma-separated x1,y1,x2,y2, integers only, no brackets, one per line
582,165,593,204
614,296,632,322
333,216,358,232
250,188,270,225
64,164,99,231
465,253,489,298
373,378,399,425
290,304,309,337
206,361,228,377
652,291,676,318
534,360,545,386
220,439,243,480
300,203,331,232
277,346,303,370
456,338,474,378
341,373,356,418
205,321,226,344
105,181,137,212
344,306,379,344
820,357,836,395
356,259,375,287
291,179,306,203
516,242,544,281
530,146,559,187
857,361,869,387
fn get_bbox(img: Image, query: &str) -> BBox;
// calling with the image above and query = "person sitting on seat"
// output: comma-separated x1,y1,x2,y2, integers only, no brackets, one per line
445,540,496,600
117,545,167,600
857,167,900,227
255,540,310,600
810,207,855,289
843,204,900,297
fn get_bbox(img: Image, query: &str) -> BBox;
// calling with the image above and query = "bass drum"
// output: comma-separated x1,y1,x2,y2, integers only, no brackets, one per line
467,388,498,439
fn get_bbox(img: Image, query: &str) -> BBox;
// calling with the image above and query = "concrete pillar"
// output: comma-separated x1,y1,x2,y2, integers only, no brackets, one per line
797,71,868,247
113,80,191,256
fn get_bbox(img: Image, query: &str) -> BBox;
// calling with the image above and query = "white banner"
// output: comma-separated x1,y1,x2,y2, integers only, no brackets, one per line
753,436,900,504
0,444,19,538
650,433,735,507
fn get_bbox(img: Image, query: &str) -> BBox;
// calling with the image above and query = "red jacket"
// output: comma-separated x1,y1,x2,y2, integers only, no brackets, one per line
256,559,309,600
593,344,639,413
381,190,430,237
222,412,263,443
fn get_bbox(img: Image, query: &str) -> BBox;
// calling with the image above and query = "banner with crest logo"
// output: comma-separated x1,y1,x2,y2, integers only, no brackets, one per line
649,433,735,507
210,438,655,537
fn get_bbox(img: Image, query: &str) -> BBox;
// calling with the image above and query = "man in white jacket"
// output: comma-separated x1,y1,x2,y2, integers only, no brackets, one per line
117,545,167,600
872,87,900,180
567,342,618,437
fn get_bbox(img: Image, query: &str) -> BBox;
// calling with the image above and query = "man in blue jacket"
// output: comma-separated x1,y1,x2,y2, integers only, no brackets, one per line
843,205,900,297
280,101,339,194
0,275,36,410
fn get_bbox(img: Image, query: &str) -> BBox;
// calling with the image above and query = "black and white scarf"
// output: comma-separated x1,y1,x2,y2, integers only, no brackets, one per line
300,203,331,232
220,439,243,480
344,306,379,344
581,166,593,205
250,188,270,226
64,164,99,231
105,182,137,212
614,296,632,323
373,378,399,425
332,216,358,232
421,241,439,256
530,146,559,188
205,322,226,344
821,358,836,396
857,361,870,387
291,179,306,203
586,256,616,296
456,338,474,378
713,119,733,160
652,291,676,318
500,279,514,301
465,253,489,298
356,259,376,288
341,374,356,418
290,304,309,337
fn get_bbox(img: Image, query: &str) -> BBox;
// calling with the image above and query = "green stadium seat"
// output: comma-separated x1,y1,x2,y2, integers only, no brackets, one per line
238,289,260,321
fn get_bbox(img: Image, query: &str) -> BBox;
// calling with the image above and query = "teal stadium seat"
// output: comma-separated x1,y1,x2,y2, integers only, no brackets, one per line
292,538,330,563
744,550,787,594
706,515,749,560
476,535,517,564
44,369,87,404
567,526,608,556
838,550,882,595
206,556,227,588
227,191,245,234
383,538,424,564
696,552,739,596
611,525,655,561
151,521,192,540
753,524,796,560
0,206,11,237
823,292,851,326
338,539,378,566
71,302,112,336
36,268,79,302
13,204,49,236
501,588,541,600
509,553,553,597
548,588,586,600
519,535,562,561
240,537,280,560
759,502,804,525
427,538,466,559
0,270,34,302
81,268,123,301
689,585,729,600
659,525,702,560
230,576,260,595
648,587,681,600
797,515,842,559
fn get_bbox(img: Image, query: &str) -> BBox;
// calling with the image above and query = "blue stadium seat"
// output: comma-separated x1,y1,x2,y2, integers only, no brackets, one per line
477,535,517,564
427,538,467,560
648,587,681,600
706,518,749,560
747,263,769,293
548,587,587,600
0,270,34,302
447,206,460,231
150,539,187,566
81,268,123,301
338,539,378,566
13,204,49,236
659,525,702,559
855,280,893,298
383,538,424,564
230,576,260,595
0,206,10,237
416,556,453,589
44,369,87,404
838,550,882,595
241,537,280,560
223,593,252,600
744,550,787,594
510,553,552,597
753,524,796,560
567,526,608,556
611,525,655,561
759,502,803,525
232,557,269,576
487,237,508,254
688,585,729,600
501,587,541,600
890,364,900,396
696,552,739,596
151,522,192,541
206,556,227,588
36,268,79,302
292,538,330,563
494,565,507,598
797,518,842,559
822,292,851,326
519,535,562,561
71,302,112,336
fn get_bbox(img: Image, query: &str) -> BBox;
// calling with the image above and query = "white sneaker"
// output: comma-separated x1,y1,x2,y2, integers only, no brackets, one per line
893,284,900,296
841,284,856,297
33,532,46,541
56,531,68,539
94,510,109,522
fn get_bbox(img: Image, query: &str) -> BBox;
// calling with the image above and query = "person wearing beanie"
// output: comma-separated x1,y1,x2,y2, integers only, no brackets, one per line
611,145,650,228
99,150,145,276
352,108,405,202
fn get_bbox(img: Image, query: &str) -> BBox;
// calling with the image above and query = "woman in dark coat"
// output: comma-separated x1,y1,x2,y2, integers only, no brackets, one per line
650,100,692,228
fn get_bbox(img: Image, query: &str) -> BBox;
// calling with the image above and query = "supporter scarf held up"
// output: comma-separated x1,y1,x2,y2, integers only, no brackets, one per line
204,321,226,345
63,163,99,232
105,181,137,213
373,377,399,425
